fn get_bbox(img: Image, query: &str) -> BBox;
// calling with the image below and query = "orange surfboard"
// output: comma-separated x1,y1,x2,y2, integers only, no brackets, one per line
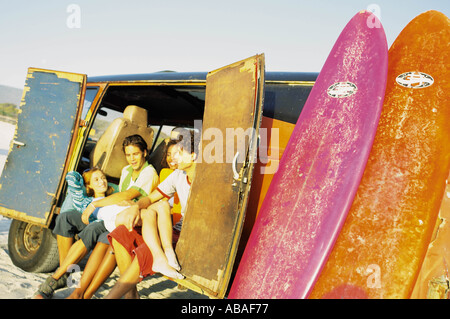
411,173,450,299
309,10,450,299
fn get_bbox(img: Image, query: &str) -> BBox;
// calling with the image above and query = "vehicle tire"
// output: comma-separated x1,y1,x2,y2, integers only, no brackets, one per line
7,219,59,273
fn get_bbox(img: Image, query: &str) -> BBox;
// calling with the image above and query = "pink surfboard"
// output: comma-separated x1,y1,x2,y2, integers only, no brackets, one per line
228,11,388,299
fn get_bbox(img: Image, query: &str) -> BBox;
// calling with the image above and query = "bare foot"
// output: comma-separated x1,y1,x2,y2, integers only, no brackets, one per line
124,286,140,299
165,249,181,271
66,289,83,299
152,257,184,279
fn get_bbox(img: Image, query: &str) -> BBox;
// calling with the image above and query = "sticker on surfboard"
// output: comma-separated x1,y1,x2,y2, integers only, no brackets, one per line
396,71,434,89
327,82,358,98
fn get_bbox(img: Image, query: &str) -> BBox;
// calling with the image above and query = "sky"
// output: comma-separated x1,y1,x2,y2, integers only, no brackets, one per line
0,0,449,89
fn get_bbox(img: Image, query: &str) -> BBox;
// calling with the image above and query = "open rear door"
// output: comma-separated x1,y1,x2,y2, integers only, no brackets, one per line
0,68,86,226
175,55,265,298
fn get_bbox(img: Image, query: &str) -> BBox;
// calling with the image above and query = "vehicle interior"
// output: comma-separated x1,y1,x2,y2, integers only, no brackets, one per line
76,84,206,184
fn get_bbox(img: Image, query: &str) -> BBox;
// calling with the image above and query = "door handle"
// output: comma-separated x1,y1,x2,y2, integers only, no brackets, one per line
232,152,240,181
12,140,26,148
232,151,248,186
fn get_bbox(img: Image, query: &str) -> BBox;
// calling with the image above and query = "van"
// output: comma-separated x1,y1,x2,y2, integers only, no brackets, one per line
0,55,317,298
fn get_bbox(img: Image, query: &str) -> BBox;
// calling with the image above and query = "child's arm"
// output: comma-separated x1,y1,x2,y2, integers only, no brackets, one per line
81,188,142,224
113,189,165,231
136,190,164,209
63,171,93,213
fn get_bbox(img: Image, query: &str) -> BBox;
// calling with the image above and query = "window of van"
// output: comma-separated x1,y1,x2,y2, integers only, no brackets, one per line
264,84,313,124
81,87,99,119
151,125,177,149
89,107,124,142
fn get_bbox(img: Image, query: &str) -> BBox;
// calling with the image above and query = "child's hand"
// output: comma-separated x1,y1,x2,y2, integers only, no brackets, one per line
116,206,140,231
81,203,95,224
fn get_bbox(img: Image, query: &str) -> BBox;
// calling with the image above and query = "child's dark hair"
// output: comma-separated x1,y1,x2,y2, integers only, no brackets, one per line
174,129,200,156
166,138,179,149
122,135,149,158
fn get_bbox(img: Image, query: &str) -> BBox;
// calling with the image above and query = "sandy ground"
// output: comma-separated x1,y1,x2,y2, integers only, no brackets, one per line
0,121,208,299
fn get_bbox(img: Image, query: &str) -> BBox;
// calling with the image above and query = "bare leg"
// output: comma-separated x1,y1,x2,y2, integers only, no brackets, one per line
56,235,74,265
83,247,117,299
66,242,115,299
111,238,132,274
103,239,139,299
155,202,181,271
141,204,183,279
104,256,141,299
52,239,88,281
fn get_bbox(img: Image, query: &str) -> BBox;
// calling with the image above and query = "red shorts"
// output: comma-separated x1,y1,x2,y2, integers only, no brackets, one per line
107,225,180,279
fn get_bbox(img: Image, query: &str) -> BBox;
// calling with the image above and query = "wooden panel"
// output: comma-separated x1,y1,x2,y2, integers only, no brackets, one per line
175,55,264,297
0,68,86,226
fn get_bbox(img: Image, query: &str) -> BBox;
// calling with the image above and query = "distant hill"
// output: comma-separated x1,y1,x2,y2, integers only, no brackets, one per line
0,85,22,107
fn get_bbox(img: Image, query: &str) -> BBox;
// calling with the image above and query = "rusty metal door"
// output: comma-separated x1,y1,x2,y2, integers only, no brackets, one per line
175,55,265,298
0,68,86,226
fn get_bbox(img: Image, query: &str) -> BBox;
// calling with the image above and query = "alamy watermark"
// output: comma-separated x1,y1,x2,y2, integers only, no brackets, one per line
67,264,82,288
66,4,81,29
366,264,381,289
181,120,280,175
366,4,382,28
